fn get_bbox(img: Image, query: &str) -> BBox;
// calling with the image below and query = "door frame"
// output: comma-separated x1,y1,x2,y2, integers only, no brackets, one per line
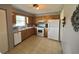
0,8,9,53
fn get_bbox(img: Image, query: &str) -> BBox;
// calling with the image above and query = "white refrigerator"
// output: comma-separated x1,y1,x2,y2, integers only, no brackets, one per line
48,20,59,40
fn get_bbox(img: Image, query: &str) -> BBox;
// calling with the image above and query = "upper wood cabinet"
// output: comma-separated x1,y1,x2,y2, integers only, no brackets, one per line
12,12,16,24
28,17,35,25
35,15,60,24
28,17,33,24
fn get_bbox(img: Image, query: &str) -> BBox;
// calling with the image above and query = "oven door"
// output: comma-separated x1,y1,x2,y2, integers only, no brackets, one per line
37,29,44,36
38,30,42,33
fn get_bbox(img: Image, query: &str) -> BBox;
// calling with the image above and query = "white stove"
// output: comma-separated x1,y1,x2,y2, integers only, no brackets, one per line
37,22,46,37
37,27,45,37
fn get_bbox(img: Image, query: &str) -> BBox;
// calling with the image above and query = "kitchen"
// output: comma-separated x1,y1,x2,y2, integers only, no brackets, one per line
13,12,60,46
0,4,62,54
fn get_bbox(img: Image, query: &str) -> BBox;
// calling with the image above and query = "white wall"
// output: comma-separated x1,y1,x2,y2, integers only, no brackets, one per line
61,4,79,53
60,7,64,42
0,5,14,49
0,9,8,53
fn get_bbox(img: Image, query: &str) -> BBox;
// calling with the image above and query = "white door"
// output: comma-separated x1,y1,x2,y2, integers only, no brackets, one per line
48,20,59,40
0,9,8,53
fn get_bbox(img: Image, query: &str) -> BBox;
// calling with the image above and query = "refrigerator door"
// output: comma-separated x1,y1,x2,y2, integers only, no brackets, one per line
48,20,59,40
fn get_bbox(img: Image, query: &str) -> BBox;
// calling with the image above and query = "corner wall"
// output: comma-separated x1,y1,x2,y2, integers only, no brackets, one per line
61,4,79,53
0,5,14,49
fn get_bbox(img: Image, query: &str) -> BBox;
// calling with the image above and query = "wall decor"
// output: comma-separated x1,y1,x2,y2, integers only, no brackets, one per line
62,17,66,27
71,5,79,32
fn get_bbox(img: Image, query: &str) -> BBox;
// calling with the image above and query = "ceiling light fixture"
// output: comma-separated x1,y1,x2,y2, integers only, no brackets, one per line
33,4,39,10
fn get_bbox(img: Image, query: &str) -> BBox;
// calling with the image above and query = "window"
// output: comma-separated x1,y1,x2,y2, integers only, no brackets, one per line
16,15,25,26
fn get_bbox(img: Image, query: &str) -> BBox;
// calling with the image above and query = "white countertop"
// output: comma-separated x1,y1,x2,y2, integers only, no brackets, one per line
13,27,34,33
18,27,33,31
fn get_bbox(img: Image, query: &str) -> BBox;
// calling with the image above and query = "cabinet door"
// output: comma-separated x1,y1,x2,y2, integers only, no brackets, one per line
21,30,27,41
34,28,37,35
28,17,34,25
32,28,35,35
26,29,30,38
30,28,35,35
26,28,35,37
12,13,16,24
21,28,35,41
26,29,30,37
44,28,48,37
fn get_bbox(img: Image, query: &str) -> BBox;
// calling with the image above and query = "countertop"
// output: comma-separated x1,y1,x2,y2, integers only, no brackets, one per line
13,26,48,33
13,27,34,33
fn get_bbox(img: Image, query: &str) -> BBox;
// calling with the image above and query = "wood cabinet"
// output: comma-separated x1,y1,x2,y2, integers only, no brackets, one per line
27,28,35,35
44,28,48,37
35,15,60,24
12,13,16,24
28,17,33,25
26,29,32,38
34,28,37,35
28,17,35,25
21,30,27,41
21,28,35,41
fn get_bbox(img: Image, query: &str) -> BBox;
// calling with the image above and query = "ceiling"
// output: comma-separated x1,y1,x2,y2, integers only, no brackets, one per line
12,4,63,15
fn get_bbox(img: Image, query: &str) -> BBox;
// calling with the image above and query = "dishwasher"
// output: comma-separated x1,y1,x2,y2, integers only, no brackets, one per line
14,32,22,45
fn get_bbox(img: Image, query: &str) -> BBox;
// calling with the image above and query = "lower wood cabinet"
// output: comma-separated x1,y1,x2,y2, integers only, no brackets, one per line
21,30,27,41
21,28,35,41
44,28,48,37
33,28,36,34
